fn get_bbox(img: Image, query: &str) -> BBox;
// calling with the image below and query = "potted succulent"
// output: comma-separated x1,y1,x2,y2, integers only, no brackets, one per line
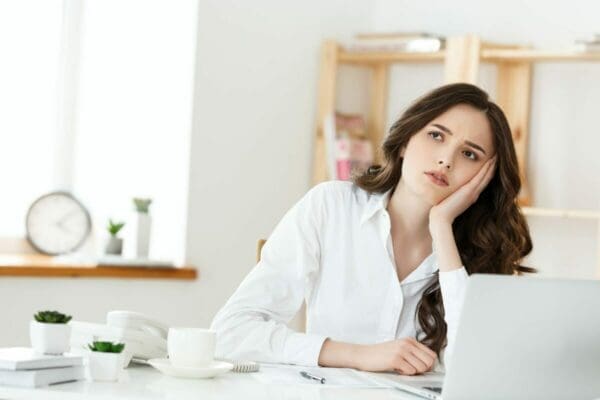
132,198,152,258
87,341,126,382
105,219,125,255
30,310,72,354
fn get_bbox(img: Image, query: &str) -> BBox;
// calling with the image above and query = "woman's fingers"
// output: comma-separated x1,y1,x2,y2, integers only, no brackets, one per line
411,350,437,372
407,338,436,356
477,156,497,191
403,351,431,373
468,156,496,198
405,338,437,371
394,359,418,375
471,156,495,189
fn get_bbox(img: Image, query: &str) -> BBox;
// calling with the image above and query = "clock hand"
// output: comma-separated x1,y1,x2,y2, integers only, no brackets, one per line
57,209,79,225
56,223,74,235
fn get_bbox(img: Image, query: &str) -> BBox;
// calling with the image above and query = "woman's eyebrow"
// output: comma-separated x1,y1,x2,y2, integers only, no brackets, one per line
431,123,487,155
465,140,487,155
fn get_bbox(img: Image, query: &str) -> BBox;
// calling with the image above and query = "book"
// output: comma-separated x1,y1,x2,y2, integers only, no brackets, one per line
574,34,600,52
574,42,600,52
0,347,83,371
344,32,445,53
356,31,440,40
0,365,84,388
344,38,444,53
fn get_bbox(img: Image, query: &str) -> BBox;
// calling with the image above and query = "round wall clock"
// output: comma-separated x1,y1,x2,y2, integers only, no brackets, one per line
25,191,92,255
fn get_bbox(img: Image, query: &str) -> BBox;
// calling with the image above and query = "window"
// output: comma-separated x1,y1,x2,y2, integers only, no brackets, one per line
0,1,63,237
0,0,198,263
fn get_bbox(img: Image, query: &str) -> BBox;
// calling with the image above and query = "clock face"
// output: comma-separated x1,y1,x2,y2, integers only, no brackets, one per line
25,191,92,255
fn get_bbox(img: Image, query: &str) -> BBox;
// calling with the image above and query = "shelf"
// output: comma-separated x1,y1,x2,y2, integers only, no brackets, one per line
481,49,600,62
522,207,600,220
337,48,600,65
338,50,445,64
315,35,600,275
0,254,198,280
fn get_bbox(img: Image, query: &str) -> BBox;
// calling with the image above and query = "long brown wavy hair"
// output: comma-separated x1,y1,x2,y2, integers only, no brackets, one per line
354,83,534,357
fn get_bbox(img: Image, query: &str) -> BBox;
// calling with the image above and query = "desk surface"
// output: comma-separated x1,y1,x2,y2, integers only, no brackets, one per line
0,364,422,400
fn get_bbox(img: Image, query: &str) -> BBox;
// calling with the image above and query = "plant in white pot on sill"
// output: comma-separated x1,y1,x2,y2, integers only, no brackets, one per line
132,198,152,258
105,219,125,255
30,310,72,354
87,341,126,382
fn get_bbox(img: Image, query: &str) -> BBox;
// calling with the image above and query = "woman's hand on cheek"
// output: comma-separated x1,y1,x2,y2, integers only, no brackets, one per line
429,156,497,228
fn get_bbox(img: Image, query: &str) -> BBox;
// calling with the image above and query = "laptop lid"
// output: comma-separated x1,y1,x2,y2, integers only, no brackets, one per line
443,274,600,400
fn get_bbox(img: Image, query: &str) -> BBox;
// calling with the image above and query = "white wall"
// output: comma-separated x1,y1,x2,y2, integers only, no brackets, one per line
2,0,599,347
184,0,372,327
0,0,372,346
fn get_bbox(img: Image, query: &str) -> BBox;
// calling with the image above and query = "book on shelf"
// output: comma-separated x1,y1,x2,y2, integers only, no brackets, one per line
0,347,83,371
0,365,85,388
574,42,600,52
574,34,600,52
344,32,445,53
323,112,374,181
355,31,441,40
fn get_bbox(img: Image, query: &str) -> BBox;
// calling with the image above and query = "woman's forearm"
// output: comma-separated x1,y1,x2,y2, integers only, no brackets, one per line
317,338,364,369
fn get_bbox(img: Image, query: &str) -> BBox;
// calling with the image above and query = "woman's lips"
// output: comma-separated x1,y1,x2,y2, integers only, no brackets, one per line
425,172,449,187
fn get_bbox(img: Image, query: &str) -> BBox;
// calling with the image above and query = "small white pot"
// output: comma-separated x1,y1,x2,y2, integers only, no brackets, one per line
88,352,124,382
105,236,123,255
29,321,71,355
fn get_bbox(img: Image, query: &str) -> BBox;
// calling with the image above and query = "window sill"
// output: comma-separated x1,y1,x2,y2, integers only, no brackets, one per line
0,254,197,280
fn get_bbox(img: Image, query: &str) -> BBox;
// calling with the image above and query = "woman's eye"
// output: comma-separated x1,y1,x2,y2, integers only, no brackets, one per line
463,150,477,161
428,131,443,141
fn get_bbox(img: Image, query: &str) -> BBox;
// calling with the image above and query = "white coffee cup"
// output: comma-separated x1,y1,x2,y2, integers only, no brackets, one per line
167,327,216,368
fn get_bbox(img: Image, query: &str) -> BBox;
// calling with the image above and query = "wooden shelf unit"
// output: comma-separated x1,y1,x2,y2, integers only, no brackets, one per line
313,34,600,274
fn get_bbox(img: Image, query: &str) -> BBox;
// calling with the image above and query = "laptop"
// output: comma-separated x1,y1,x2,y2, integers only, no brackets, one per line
369,274,600,400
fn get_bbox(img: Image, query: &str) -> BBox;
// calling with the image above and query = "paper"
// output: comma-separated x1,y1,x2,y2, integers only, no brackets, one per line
252,363,415,388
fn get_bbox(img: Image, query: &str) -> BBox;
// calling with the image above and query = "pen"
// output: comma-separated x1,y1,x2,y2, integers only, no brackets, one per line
300,370,326,384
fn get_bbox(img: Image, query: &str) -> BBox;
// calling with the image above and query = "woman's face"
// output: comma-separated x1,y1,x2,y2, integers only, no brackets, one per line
400,104,496,205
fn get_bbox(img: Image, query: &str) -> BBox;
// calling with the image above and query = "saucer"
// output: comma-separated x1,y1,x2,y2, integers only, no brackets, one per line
148,359,233,379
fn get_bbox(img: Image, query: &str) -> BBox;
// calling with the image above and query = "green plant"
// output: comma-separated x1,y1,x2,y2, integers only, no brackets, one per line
34,310,72,324
133,198,152,213
87,341,125,353
107,219,125,237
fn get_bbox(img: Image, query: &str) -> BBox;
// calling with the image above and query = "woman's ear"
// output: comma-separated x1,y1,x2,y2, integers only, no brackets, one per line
400,146,406,158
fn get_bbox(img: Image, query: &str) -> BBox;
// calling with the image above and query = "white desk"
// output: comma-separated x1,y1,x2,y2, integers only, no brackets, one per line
0,364,424,400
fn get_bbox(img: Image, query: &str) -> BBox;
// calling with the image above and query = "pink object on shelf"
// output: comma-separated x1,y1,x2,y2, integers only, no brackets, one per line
335,137,352,180
335,136,373,180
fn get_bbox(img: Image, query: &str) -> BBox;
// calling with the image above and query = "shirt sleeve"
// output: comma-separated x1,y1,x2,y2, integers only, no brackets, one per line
437,266,469,370
210,185,329,367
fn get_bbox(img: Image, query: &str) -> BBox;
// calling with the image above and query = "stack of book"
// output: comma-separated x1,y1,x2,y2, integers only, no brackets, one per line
0,347,84,388
343,32,445,53
574,34,600,52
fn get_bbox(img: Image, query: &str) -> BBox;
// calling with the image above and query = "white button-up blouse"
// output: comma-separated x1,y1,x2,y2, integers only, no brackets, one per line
211,181,468,368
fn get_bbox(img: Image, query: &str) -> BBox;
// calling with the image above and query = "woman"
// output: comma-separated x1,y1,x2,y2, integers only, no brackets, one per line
210,83,533,375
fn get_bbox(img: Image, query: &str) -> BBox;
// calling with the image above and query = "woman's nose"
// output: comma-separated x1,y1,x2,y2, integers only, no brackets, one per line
438,159,451,169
